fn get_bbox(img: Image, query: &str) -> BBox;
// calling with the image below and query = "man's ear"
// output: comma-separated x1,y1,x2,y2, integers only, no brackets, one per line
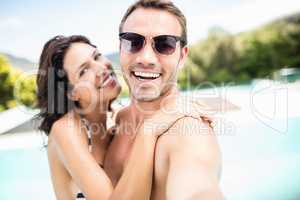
178,46,189,70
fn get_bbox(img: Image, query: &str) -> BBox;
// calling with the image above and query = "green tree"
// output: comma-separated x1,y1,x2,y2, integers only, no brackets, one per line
178,13,300,88
0,54,36,112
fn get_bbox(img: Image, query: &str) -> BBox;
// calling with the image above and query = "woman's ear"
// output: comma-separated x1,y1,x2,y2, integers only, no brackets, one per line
68,89,79,101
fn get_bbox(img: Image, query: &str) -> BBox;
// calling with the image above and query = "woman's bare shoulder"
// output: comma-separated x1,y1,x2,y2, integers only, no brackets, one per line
52,112,78,131
47,115,79,200
48,112,84,146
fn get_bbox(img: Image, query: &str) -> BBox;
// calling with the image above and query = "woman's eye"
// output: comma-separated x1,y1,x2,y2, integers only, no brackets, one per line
79,67,89,77
94,53,102,60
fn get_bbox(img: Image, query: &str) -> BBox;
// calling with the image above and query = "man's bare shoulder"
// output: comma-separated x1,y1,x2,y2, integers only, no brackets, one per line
155,117,224,199
157,116,221,168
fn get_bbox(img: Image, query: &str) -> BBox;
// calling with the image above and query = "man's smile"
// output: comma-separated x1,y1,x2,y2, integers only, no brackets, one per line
130,70,162,82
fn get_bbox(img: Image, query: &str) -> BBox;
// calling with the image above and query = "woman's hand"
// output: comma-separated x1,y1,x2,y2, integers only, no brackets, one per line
138,97,206,137
139,111,184,137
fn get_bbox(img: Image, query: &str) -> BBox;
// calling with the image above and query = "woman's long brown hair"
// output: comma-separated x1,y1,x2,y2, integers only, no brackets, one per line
35,35,96,135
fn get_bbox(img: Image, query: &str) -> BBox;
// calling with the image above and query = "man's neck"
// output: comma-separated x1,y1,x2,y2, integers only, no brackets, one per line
129,87,179,128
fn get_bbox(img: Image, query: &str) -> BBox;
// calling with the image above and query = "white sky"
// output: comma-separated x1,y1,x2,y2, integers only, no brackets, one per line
0,0,300,62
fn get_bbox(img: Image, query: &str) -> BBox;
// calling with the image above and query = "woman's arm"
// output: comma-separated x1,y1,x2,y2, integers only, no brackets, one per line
49,111,184,200
49,118,114,200
110,132,157,200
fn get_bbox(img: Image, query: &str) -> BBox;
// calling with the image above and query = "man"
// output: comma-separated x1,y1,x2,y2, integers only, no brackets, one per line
104,0,223,199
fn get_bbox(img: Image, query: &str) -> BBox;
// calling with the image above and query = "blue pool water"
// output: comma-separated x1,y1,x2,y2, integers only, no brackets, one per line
219,116,300,200
0,83,299,200
0,147,54,200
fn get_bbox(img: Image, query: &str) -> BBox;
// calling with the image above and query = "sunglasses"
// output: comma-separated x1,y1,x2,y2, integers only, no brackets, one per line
119,32,186,55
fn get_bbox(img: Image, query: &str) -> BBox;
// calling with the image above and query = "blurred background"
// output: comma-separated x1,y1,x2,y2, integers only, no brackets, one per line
0,0,300,199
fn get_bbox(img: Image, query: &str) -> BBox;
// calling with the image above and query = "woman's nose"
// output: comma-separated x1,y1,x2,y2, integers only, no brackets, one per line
95,68,104,77
95,65,110,78
102,56,113,70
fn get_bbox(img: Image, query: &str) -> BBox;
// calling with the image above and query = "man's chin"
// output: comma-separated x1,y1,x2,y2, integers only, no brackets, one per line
132,92,161,102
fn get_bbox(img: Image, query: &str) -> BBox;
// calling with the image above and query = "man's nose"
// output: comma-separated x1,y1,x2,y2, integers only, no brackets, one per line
135,42,158,66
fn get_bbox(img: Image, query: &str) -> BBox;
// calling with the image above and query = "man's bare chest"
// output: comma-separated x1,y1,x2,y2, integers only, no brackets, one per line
103,131,133,186
103,127,170,195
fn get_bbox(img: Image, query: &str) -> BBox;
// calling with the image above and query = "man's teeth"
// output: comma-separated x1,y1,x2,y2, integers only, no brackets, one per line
133,71,160,78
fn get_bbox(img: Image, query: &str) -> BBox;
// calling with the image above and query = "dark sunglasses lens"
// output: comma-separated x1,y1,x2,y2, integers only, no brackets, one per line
120,33,144,53
154,36,177,55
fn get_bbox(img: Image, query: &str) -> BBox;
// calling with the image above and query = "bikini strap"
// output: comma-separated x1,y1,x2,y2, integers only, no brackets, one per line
80,116,92,153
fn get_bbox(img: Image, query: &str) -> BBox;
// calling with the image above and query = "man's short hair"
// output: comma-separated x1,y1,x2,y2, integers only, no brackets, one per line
119,0,187,47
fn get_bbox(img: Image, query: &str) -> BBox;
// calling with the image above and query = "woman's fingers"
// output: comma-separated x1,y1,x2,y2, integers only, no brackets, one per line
142,111,185,137
141,97,214,137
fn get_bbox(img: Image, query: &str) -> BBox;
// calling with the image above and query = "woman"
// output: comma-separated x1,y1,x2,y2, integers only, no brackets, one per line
36,35,186,200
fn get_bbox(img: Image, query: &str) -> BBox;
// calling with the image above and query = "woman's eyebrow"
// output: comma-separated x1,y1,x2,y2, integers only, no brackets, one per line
76,49,98,73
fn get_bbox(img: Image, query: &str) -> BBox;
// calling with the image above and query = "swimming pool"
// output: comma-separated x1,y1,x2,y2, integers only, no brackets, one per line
0,83,299,200
0,147,55,200
220,115,300,200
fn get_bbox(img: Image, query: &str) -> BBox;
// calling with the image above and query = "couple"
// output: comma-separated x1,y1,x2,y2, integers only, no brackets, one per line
36,0,223,199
